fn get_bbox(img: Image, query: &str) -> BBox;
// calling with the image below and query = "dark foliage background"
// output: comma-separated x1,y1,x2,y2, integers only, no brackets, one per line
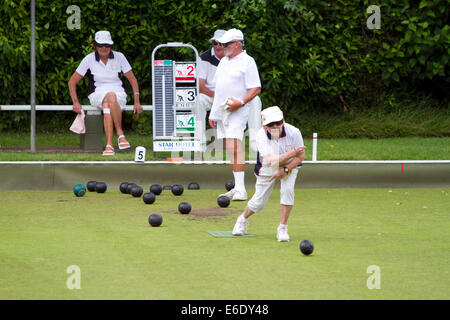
0,0,448,135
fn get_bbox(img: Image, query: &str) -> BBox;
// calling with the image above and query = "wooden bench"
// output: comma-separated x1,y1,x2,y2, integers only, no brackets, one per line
0,105,153,150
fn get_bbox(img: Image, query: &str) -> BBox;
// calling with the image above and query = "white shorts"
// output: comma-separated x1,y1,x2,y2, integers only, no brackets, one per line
247,168,298,213
88,91,127,110
194,94,214,145
195,93,213,112
216,120,246,141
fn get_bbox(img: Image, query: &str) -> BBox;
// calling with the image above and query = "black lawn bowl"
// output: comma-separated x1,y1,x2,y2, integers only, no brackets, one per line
178,202,191,215
119,182,129,194
86,181,97,192
300,240,314,256
131,186,143,198
163,185,172,191
217,195,230,208
126,183,137,194
171,184,184,196
148,214,163,227
95,182,107,193
150,184,162,195
143,192,156,204
188,182,200,190
225,181,235,191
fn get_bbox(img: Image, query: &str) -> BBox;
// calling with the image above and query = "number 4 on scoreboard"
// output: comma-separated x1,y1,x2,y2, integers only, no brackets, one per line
176,114,195,132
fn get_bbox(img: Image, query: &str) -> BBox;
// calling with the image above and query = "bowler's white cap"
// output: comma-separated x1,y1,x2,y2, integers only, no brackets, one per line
261,106,284,126
210,29,227,42
94,30,114,45
217,28,244,44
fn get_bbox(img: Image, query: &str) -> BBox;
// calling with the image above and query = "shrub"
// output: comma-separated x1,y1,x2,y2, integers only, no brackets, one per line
0,0,448,134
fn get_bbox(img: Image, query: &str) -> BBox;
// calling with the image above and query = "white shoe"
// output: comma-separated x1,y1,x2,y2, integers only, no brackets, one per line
219,188,236,199
117,135,131,150
277,225,290,242
232,215,248,236
102,144,115,156
232,190,248,201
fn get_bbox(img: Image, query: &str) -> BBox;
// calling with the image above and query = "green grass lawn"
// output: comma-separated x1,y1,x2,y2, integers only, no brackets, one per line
0,133,449,161
0,188,448,299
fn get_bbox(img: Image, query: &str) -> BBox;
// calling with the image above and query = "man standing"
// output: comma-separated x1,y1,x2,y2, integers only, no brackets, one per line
209,28,261,201
231,106,306,242
194,29,226,149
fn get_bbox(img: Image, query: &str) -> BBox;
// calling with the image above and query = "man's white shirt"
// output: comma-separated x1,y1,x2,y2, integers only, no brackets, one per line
198,48,220,91
209,51,261,125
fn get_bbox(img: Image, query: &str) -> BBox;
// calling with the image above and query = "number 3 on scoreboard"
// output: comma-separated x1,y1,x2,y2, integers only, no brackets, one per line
187,90,195,102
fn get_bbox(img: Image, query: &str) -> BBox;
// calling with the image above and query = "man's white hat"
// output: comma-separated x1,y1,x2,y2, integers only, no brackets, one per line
217,28,244,44
94,30,114,45
210,29,227,42
261,106,284,126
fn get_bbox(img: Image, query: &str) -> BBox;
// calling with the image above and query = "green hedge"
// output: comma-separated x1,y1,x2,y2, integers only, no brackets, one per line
0,0,448,133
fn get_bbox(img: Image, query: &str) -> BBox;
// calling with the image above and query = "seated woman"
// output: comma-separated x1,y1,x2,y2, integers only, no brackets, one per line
68,30,142,155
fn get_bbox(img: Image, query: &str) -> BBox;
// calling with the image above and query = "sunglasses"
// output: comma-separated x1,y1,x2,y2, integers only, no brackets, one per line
212,41,222,46
266,120,284,127
222,41,236,48
96,44,112,48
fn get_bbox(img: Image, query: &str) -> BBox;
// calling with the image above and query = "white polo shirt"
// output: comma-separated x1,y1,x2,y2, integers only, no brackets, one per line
75,51,132,95
198,48,220,91
254,123,304,176
209,51,261,125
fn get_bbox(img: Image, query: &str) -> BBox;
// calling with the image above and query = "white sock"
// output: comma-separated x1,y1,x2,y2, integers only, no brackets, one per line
233,171,245,192
239,214,248,221
279,223,287,229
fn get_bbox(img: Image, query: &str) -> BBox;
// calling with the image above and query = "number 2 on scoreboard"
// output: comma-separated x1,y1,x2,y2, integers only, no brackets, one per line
187,65,194,76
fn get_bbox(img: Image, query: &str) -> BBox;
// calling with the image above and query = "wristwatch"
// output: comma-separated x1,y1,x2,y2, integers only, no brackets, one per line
283,167,290,174
240,99,245,106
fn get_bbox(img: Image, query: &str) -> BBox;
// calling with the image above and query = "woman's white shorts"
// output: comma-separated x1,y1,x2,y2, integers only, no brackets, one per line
88,91,127,110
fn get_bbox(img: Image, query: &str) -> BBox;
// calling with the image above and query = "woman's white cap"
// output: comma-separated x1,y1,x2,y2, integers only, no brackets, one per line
94,30,114,45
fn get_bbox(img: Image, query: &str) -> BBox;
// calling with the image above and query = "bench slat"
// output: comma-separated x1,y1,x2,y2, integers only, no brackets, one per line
0,105,153,111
